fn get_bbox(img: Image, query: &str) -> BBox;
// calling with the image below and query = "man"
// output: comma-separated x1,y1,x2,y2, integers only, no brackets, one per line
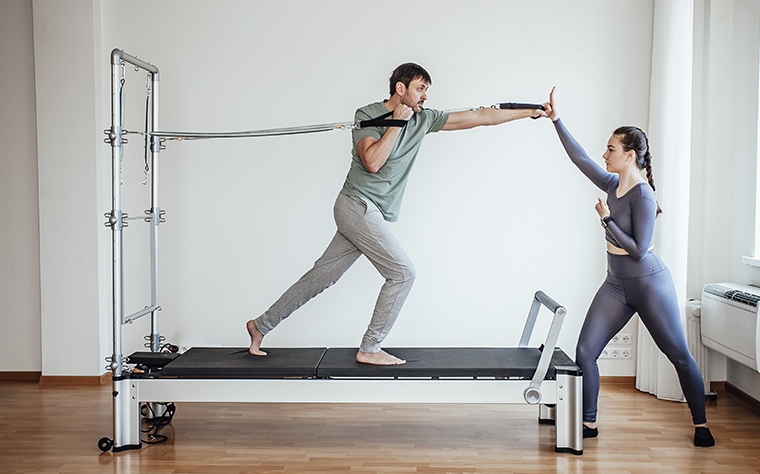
247,63,546,365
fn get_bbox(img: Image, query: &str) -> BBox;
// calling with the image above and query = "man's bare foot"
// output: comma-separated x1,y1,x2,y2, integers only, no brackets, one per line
356,350,406,365
246,320,267,356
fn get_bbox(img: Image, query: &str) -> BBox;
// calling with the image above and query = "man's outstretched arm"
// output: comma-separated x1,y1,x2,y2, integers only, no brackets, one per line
441,106,547,131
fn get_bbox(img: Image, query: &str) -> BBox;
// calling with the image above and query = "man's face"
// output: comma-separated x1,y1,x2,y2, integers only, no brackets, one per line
400,78,429,113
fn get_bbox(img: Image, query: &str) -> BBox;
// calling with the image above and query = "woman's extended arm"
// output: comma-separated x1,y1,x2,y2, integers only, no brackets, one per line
545,88,616,192
553,118,617,192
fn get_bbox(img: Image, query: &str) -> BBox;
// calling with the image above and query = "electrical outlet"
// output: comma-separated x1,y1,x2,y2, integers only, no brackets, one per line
611,333,632,345
599,348,632,359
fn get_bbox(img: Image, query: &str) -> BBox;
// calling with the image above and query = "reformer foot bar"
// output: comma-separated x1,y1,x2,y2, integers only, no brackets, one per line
103,50,580,455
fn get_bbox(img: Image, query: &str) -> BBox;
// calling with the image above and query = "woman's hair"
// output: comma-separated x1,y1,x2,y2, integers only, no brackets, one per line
613,126,662,216
389,63,432,97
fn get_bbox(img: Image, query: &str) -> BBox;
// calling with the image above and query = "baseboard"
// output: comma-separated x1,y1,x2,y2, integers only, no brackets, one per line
725,382,760,413
0,371,41,383
38,372,112,386
710,381,725,392
599,376,636,385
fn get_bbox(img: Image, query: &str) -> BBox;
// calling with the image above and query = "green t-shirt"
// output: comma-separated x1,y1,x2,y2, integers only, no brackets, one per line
340,101,449,222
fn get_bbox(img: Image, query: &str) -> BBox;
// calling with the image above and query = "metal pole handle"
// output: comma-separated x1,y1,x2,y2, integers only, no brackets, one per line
534,290,563,314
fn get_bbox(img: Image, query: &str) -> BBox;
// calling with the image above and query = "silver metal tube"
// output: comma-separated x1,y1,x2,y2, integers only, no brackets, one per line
110,57,124,378
534,290,562,314
149,72,161,352
151,122,352,140
123,305,160,324
526,304,566,402
518,297,542,348
111,48,158,75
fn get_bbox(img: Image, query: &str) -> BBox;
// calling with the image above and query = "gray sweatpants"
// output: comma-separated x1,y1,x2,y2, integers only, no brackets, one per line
253,193,416,353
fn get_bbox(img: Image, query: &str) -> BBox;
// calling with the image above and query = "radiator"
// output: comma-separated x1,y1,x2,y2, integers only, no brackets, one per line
701,283,760,373
685,299,711,395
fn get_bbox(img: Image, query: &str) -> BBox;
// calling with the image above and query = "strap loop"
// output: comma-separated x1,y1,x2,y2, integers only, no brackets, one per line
355,111,408,130
498,102,545,110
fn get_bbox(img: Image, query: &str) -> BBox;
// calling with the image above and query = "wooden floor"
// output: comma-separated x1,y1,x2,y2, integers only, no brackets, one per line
1,380,758,474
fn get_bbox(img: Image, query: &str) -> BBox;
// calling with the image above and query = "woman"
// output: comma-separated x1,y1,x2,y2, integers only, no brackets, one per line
543,89,714,447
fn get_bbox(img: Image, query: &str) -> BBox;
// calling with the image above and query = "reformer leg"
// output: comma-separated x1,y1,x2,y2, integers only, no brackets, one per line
554,372,583,455
539,403,556,425
112,377,142,452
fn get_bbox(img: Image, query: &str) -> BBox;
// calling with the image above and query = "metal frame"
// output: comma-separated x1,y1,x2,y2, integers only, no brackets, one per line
106,49,161,452
105,49,582,455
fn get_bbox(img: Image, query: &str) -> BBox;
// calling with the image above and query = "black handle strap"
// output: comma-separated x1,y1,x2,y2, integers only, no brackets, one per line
498,102,546,110
356,111,408,129
499,102,545,119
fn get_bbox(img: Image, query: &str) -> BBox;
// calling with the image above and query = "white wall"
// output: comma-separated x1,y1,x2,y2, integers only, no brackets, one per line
0,0,41,371
13,0,657,376
32,0,108,376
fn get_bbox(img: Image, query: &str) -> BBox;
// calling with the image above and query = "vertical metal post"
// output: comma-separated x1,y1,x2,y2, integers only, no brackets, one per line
554,371,583,455
110,49,125,378
149,71,161,352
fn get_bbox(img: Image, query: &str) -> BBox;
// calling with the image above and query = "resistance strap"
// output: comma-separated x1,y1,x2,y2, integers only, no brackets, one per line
355,111,407,130
499,103,545,110
499,102,545,119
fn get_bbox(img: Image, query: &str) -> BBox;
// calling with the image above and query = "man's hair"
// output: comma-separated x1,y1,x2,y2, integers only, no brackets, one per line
389,63,432,97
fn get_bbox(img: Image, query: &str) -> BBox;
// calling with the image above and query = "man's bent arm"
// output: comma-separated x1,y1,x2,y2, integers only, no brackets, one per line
441,107,544,131
357,103,413,173
356,127,403,174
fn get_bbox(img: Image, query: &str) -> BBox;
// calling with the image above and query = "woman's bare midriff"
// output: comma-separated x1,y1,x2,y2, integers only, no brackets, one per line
607,242,628,255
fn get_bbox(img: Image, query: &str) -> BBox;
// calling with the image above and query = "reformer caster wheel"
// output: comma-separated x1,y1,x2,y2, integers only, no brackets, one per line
98,437,113,452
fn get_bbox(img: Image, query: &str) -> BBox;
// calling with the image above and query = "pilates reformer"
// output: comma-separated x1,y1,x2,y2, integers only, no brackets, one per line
100,49,582,455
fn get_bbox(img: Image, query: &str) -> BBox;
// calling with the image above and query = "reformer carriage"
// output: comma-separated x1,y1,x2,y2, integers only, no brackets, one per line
100,49,583,456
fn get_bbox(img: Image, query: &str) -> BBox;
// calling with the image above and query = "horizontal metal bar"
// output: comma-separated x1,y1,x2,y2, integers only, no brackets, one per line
123,305,159,324
152,122,353,140
136,378,558,404
535,291,564,314
111,49,159,76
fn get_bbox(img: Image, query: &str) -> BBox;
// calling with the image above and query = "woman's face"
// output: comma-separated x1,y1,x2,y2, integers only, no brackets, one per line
603,135,634,174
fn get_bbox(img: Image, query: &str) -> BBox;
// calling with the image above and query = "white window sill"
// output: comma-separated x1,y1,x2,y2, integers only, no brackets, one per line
742,256,760,267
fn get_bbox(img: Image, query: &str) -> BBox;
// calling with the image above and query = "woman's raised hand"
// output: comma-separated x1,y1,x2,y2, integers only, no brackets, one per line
595,197,610,219
545,87,559,121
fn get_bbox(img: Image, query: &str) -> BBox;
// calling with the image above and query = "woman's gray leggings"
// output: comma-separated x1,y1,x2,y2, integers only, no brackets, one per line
253,193,416,353
576,251,707,425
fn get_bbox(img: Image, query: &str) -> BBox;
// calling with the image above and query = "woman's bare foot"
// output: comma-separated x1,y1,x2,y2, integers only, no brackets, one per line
356,350,406,365
246,320,267,356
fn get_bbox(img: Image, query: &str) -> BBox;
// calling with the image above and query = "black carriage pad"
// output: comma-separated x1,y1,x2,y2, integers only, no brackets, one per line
128,351,179,369
316,347,578,379
159,347,327,378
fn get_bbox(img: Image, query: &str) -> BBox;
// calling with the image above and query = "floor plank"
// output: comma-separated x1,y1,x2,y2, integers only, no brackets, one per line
0,380,758,473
